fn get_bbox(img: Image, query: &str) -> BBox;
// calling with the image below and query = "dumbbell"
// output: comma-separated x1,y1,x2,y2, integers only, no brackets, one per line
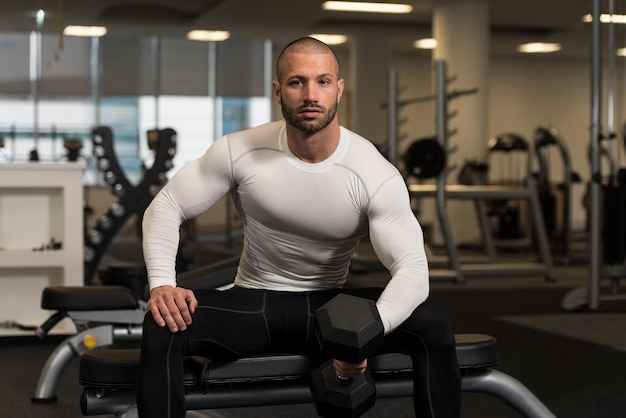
310,293,384,417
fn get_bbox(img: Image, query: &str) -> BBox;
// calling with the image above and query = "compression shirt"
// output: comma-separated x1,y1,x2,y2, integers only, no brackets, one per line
142,120,429,333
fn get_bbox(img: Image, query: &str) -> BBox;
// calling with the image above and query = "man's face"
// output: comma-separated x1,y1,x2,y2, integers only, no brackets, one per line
273,52,344,134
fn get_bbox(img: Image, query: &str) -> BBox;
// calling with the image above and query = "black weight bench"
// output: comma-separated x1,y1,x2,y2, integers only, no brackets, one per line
78,333,556,418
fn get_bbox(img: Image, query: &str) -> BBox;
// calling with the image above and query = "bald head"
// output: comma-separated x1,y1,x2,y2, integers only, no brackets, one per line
275,37,340,82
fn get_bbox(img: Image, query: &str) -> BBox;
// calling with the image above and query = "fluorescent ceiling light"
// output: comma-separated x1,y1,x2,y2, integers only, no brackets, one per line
63,25,107,37
413,38,437,49
582,13,626,24
517,42,561,54
322,1,412,14
309,34,348,45
617,47,626,56
36,9,45,28
186,30,230,41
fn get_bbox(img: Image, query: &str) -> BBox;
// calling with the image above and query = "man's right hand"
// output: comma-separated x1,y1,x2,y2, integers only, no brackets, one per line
333,358,368,378
148,285,198,333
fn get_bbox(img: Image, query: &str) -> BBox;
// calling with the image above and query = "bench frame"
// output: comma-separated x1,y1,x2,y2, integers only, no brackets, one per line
78,335,556,418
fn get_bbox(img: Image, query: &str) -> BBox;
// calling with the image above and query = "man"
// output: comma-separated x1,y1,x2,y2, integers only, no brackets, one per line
137,36,461,417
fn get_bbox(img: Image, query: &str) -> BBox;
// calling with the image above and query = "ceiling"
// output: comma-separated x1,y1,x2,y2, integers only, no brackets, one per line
0,0,617,57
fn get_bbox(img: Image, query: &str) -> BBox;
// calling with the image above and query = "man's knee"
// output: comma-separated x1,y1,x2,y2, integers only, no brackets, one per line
141,312,177,352
398,299,455,347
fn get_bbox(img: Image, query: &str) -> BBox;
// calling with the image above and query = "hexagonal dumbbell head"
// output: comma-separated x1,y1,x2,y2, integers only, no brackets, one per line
310,359,377,418
315,294,384,364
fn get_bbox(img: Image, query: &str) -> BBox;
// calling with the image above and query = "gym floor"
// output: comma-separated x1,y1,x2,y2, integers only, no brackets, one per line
1,234,625,418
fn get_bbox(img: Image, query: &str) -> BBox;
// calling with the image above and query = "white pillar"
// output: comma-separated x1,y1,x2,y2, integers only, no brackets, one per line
433,1,490,244
348,35,390,145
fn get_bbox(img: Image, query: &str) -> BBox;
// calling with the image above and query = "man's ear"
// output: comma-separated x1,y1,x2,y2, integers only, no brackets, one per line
337,78,345,103
272,80,281,104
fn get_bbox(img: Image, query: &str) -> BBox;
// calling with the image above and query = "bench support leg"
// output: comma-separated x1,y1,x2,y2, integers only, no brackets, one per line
33,324,117,402
117,406,138,418
31,340,76,403
462,368,556,418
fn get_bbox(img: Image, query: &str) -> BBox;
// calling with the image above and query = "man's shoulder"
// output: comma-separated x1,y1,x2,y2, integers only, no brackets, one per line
225,120,284,155
340,127,397,177
229,120,283,141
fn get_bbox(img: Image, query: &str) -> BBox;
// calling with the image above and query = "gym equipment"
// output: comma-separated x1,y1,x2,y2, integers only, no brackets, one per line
62,138,84,162
603,169,626,265
310,294,384,417
458,159,489,186
77,333,556,418
562,0,626,311
486,133,531,242
84,127,177,283
384,69,476,170
398,61,554,283
563,167,626,311
402,137,446,179
30,256,239,403
533,122,582,264
0,134,7,162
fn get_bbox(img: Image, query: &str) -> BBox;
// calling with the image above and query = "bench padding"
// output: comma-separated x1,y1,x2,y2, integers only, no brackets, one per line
41,286,138,311
79,334,498,388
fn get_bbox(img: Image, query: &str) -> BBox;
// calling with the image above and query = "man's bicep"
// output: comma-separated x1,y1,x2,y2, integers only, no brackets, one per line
164,137,234,219
367,178,425,269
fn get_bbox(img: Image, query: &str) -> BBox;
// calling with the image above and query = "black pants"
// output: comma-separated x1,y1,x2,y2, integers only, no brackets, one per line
136,287,461,417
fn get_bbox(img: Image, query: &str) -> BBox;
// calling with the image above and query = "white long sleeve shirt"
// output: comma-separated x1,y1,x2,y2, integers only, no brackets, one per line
142,120,429,334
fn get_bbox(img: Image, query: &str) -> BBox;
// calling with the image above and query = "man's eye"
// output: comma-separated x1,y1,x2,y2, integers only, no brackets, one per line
289,80,303,86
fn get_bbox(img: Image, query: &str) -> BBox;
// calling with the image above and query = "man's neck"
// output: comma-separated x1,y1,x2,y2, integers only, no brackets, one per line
285,123,341,164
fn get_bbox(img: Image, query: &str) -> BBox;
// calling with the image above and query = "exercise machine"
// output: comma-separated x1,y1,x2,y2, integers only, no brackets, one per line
533,122,583,265
485,132,531,245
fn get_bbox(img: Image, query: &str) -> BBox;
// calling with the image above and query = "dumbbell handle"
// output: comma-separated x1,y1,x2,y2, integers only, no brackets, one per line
332,357,368,378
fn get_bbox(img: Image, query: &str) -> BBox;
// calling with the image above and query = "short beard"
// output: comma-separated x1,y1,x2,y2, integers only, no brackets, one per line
282,101,338,134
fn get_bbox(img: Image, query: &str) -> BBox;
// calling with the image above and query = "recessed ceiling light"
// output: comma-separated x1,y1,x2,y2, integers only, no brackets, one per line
582,13,626,24
36,9,45,28
322,1,412,14
186,30,230,42
413,38,437,49
63,25,107,37
517,42,562,54
309,34,348,45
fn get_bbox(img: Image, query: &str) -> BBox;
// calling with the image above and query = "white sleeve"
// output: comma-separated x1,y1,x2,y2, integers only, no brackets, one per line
142,135,234,290
368,175,429,334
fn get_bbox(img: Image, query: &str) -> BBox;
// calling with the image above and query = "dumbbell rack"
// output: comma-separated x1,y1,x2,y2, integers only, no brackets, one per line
83,127,176,284
394,60,555,283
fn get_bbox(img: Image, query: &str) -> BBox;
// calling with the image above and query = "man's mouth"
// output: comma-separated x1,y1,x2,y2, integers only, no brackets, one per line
299,107,322,117
300,105,322,112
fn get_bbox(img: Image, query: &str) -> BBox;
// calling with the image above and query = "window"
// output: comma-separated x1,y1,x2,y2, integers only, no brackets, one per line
0,32,273,185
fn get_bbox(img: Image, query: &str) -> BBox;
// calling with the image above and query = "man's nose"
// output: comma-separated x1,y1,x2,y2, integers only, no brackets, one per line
303,84,319,102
